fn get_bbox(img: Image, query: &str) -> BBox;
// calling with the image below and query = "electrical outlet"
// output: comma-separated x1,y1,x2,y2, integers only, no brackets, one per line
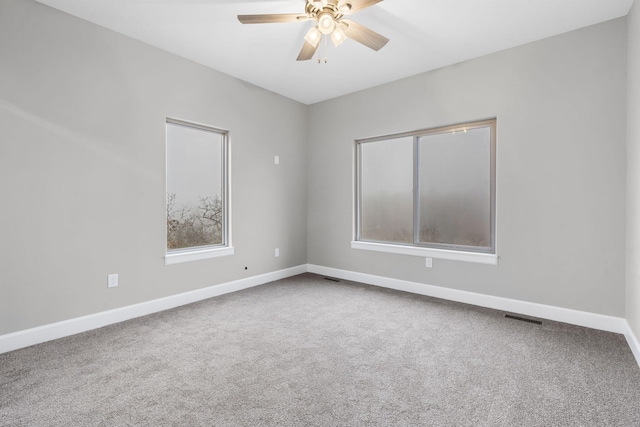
274,155,280,165
425,258,433,268
108,273,119,288
275,248,280,257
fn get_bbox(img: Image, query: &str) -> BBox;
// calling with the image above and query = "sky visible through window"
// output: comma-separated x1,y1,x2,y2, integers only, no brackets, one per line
166,123,222,206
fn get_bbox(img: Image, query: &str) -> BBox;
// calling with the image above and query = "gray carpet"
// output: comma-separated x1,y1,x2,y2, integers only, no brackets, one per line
1,273,639,426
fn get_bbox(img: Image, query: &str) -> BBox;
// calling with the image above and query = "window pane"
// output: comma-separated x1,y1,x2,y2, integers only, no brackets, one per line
360,136,413,243
166,122,224,251
418,127,491,249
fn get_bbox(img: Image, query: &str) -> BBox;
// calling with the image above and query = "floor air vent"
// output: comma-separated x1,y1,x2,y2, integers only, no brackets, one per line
505,314,542,325
324,277,341,282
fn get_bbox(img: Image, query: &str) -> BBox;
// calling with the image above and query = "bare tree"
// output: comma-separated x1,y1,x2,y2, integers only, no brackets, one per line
198,195,223,230
167,193,223,250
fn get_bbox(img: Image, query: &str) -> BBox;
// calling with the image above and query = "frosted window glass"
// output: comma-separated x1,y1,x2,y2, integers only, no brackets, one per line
360,137,413,243
356,119,495,254
418,127,491,249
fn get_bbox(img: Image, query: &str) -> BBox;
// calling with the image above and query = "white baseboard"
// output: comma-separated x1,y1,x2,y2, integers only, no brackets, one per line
3,263,639,369
624,322,640,367
0,265,306,355
307,264,628,334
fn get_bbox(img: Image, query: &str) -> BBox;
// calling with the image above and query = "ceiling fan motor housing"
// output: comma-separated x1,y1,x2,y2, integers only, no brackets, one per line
306,0,345,21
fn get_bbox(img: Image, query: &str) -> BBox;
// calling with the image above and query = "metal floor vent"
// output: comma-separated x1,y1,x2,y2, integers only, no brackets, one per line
505,314,542,325
324,277,341,283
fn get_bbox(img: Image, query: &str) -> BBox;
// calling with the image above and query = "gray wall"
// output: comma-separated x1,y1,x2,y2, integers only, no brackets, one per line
627,0,640,338
307,18,627,317
0,0,308,335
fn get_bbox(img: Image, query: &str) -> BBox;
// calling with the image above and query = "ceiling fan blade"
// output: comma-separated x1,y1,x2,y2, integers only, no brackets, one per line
238,14,309,24
340,0,383,15
341,19,389,51
297,40,319,61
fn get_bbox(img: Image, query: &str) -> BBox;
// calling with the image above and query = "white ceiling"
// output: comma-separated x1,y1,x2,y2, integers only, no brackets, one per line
34,0,634,105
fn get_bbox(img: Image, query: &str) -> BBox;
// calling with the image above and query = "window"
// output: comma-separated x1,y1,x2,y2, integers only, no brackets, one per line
165,118,231,264
354,119,496,264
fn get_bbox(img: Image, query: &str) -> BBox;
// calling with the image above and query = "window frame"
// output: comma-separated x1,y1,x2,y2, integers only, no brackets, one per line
353,119,497,265
165,117,233,265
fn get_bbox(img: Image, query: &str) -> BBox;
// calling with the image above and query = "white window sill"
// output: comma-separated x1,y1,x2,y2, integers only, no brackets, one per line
351,241,498,265
165,246,234,265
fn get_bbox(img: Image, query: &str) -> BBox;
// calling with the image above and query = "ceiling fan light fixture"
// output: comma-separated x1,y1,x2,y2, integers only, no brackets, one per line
317,12,336,34
304,26,322,47
339,3,352,13
331,27,346,46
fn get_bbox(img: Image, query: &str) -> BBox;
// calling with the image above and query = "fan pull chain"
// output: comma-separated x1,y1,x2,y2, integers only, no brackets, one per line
318,35,328,64
324,36,328,63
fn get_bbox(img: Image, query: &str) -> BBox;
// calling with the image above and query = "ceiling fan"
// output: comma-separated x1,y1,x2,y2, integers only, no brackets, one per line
238,0,389,61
